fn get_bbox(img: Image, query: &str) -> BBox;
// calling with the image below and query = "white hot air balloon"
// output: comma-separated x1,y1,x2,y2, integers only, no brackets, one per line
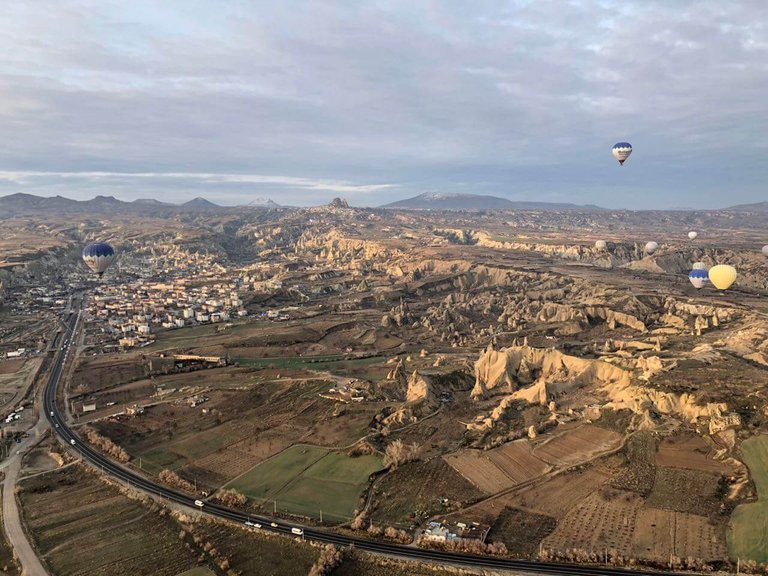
692,261,708,271
762,245,768,257
612,142,632,165
688,231,698,240
644,241,659,255
595,240,607,250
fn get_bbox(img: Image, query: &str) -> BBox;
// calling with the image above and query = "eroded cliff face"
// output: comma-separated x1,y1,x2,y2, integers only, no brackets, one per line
296,230,403,270
473,230,768,289
471,344,740,434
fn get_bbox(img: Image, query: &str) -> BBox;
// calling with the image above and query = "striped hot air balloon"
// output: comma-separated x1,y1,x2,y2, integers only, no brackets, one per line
688,231,698,240
692,262,708,271
644,241,658,255
82,243,116,278
688,269,708,289
612,142,632,165
595,240,607,250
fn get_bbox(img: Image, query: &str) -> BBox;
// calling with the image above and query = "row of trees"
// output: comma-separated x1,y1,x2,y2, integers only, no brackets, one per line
159,469,195,492
82,425,130,462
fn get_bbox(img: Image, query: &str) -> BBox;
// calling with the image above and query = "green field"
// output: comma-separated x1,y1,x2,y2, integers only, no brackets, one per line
729,435,768,562
233,355,382,370
226,445,383,522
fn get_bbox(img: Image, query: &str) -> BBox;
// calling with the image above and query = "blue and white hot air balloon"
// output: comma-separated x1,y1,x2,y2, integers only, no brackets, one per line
612,142,633,165
689,268,708,289
82,242,116,278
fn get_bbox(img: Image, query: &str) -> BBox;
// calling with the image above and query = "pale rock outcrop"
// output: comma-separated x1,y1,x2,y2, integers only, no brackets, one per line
583,306,646,332
472,344,740,434
406,370,434,405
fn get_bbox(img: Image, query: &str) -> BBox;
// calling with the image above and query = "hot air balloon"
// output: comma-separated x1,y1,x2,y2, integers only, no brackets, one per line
762,245,768,257
708,265,737,290
644,241,658,255
688,269,708,289
595,240,607,250
688,231,698,240
82,242,116,278
612,142,632,165
692,261,708,271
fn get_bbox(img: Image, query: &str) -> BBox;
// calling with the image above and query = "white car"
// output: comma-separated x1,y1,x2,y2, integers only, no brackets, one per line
70,439,76,445
194,500,204,507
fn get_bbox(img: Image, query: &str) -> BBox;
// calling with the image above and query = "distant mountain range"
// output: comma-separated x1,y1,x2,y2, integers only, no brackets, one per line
380,192,604,211
0,193,279,216
723,201,768,213
0,192,764,215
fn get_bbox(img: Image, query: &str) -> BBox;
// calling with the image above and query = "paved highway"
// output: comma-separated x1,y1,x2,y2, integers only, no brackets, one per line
45,301,676,576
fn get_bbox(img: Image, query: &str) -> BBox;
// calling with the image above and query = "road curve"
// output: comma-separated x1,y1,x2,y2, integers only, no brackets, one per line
46,301,677,576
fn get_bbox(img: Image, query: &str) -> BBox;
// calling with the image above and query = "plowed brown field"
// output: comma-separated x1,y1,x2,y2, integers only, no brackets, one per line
486,440,549,485
534,425,622,467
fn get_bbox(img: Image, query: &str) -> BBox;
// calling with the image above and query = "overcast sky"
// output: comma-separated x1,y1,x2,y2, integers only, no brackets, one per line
1,1,766,209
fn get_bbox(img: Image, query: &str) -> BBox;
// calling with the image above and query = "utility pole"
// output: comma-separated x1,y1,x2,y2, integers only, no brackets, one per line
319,510,322,523
274,500,277,514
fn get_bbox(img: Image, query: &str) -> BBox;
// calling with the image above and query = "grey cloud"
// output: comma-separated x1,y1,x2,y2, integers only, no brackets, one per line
0,0,766,207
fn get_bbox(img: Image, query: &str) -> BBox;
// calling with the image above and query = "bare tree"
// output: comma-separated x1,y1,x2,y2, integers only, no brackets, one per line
383,440,420,469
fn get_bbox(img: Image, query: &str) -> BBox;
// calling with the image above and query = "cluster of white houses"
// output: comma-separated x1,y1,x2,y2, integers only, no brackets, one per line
87,279,248,348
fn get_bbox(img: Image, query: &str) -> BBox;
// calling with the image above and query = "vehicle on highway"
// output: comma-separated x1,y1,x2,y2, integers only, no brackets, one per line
254,523,262,529
194,500,204,507
270,522,278,528
70,439,76,445
50,410,54,416
245,521,255,527
291,528,303,536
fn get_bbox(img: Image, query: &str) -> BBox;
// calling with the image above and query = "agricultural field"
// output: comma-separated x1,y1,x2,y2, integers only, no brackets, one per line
0,516,20,575
443,449,516,493
646,466,723,516
486,440,549,485
633,508,727,562
333,555,459,575
193,522,319,576
655,433,726,474
729,434,768,563
92,375,380,491
368,458,484,527
507,465,611,519
18,465,200,576
176,569,216,576
0,356,41,410
610,432,657,495
487,507,557,556
533,425,623,467
225,445,383,522
543,488,643,557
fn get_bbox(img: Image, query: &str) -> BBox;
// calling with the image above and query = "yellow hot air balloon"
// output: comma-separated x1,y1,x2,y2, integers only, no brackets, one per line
708,264,737,290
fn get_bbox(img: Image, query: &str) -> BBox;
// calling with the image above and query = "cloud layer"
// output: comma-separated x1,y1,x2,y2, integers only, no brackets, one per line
1,1,766,208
